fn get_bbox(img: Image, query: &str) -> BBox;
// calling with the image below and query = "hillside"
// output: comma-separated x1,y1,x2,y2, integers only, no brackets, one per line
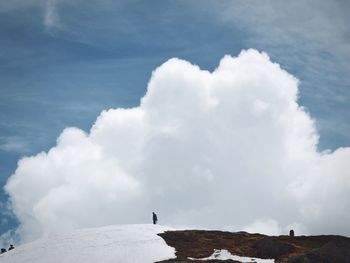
158,230,350,263
1,225,349,263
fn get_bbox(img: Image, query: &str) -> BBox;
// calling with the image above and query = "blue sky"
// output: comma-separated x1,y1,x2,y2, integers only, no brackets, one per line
0,0,349,235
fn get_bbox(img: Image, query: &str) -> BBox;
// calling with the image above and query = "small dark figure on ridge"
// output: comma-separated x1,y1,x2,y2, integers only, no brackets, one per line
8,244,15,251
1,248,6,254
152,212,158,225
289,229,294,237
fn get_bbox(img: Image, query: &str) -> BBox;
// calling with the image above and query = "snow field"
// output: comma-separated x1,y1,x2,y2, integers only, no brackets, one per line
0,224,176,263
188,249,275,263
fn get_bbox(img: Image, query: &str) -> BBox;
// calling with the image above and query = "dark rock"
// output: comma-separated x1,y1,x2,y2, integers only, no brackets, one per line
158,229,350,263
253,237,295,259
288,255,311,263
159,260,240,263
288,237,350,263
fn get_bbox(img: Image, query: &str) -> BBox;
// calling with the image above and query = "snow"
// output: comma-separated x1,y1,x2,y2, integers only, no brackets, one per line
0,224,176,263
188,249,275,263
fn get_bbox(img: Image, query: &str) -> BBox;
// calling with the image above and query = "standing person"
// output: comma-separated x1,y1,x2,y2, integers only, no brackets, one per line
152,212,158,225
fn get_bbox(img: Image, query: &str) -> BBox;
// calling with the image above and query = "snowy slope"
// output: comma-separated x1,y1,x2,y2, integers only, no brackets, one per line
0,224,176,263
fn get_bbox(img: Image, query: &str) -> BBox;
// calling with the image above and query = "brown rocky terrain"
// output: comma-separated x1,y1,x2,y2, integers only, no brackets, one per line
157,230,350,263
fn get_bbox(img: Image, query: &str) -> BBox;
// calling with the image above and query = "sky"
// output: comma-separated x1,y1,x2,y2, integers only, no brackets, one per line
0,0,349,243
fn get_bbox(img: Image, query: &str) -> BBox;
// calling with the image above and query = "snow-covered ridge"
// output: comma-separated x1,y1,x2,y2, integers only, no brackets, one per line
0,224,176,263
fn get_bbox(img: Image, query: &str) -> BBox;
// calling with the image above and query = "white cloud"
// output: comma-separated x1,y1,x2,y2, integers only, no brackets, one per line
4,49,350,243
44,0,60,30
205,1,350,144
243,219,281,236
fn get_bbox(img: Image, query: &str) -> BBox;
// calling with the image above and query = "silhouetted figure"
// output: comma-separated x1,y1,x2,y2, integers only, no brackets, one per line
1,248,6,254
152,212,158,225
8,244,14,251
289,229,294,237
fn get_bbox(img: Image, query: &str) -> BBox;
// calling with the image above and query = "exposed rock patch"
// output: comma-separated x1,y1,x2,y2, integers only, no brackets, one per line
158,230,350,263
289,237,350,263
253,237,295,258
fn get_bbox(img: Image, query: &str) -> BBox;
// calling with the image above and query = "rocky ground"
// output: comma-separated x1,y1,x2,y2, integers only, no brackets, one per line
157,230,350,263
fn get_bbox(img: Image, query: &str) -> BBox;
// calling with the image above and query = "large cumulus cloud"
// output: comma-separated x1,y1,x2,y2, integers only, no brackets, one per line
5,49,350,242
